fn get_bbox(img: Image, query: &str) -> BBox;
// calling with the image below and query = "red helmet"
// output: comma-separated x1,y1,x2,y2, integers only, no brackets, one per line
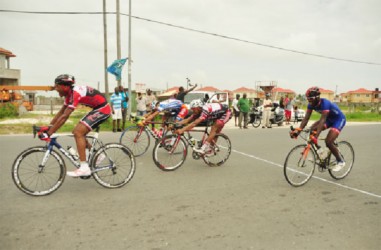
55,74,75,86
305,87,320,99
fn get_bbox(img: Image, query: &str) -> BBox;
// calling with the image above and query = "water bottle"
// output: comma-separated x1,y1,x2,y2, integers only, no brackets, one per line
68,146,79,160
190,137,197,146
317,147,329,160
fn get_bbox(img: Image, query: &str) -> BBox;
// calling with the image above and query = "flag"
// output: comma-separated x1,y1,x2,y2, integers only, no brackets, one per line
107,58,128,80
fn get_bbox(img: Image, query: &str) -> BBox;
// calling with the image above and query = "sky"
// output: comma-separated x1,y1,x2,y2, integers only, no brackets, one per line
1,0,380,96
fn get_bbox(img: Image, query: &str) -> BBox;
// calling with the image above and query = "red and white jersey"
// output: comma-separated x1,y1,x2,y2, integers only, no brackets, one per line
194,103,229,121
64,86,108,110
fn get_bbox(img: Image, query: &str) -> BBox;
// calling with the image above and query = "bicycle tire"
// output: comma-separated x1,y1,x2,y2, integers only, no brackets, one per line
328,141,355,180
152,134,188,171
284,144,316,187
202,133,232,167
91,143,136,188
252,116,261,128
12,146,66,196
120,125,150,157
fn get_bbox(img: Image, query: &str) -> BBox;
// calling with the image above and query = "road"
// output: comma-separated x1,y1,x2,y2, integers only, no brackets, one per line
0,121,380,250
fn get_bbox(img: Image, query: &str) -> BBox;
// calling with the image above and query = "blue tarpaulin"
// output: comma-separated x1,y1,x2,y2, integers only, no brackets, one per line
107,58,128,80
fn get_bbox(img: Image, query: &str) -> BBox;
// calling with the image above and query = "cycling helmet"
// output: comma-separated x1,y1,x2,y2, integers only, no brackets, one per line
151,100,158,110
190,99,204,108
55,74,75,86
305,87,320,99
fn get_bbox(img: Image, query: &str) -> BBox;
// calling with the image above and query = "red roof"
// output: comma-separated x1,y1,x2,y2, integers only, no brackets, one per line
0,48,16,57
232,87,256,92
272,87,295,93
197,86,220,92
347,88,372,94
318,87,334,93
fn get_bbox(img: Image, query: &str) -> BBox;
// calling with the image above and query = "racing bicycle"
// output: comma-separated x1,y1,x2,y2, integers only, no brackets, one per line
284,126,354,187
152,123,232,171
12,125,136,196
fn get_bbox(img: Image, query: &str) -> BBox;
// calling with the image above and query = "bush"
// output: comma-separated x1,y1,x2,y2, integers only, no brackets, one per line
0,103,18,119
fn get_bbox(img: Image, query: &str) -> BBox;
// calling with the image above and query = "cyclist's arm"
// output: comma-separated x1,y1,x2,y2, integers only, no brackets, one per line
145,110,160,122
299,110,312,130
47,107,74,136
181,117,203,132
50,105,66,126
314,112,328,138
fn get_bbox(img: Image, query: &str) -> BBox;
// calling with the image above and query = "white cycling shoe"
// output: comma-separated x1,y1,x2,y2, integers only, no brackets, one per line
67,166,91,177
331,161,345,172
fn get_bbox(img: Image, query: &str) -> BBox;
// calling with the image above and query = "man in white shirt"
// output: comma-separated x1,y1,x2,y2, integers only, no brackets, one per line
262,93,273,128
231,94,240,126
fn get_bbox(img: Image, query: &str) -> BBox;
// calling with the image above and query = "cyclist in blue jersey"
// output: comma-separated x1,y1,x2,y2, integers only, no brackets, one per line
290,87,346,172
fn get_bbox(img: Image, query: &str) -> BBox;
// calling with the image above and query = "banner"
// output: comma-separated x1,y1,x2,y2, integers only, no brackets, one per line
107,58,128,80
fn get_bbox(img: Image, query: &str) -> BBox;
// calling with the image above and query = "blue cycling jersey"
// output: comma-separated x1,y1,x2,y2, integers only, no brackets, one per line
157,99,183,112
307,98,346,131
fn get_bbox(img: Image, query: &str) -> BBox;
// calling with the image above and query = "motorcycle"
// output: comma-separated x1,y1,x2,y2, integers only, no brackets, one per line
269,103,284,126
248,106,262,128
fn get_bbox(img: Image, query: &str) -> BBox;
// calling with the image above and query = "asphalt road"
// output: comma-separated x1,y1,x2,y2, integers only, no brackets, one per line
0,121,380,250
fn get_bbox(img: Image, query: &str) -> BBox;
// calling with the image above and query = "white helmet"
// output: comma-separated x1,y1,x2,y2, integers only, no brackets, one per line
190,99,204,108
151,100,158,110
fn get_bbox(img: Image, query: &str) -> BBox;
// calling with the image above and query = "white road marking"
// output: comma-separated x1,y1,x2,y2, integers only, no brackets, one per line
232,149,381,199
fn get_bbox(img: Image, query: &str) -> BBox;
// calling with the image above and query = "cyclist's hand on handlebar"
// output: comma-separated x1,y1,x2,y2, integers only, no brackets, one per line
309,134,318,145
290,127,301,139
175,129,184,135
38,132,51,142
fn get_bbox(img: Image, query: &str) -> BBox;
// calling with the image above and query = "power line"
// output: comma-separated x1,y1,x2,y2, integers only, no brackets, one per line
1,9,380,66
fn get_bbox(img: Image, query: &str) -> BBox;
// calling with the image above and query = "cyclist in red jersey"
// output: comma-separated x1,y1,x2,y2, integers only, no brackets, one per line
38,74,111,177
176,99,232,154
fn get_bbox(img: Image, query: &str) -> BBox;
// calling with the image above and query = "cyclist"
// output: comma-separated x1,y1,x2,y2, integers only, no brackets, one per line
142,98,189,134
290,86,346,172
176,99,232,155
38,74,111,177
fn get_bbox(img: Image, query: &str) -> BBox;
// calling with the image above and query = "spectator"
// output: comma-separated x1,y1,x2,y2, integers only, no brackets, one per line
284,95,293,125
176,84,197,102
231,94,240,126
110,87,123,132
136,92,147,116
262,93,273,128
279,96,285,109
118,85,129,130
212,93,227,103
237,93,250,129
203,93,210,103
145,89,157,129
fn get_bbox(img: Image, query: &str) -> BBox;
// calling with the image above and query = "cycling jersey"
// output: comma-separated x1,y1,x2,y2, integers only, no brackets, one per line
158,99,188,121
307,98,346,131
192,103,232,122
64,86,111,130
64,86,108,110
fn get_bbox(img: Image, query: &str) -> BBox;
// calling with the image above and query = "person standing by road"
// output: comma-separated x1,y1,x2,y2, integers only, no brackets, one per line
232,94,240,127
262,93,273,128
284,95,293,125
237,93,250,129
145,88,157,130
118,85,129,130
110,87,123,132
136,92,147,116
176,84,197,102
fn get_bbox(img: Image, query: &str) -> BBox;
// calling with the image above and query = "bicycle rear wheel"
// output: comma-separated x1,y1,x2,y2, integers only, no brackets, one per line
328,141,355,180
152,134,188,171
12,146,66,196
120,125,150,157
202,133,232,167
91,143,136,188
284,144,316,187
252,116,261,128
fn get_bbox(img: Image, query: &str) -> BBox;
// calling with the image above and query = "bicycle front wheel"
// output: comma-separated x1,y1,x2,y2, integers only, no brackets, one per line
284,144,316,187
202,133,232,167
328,141,355,180
91,143,136,188
120,125,150,157
12,146,66,196
152,134,188,171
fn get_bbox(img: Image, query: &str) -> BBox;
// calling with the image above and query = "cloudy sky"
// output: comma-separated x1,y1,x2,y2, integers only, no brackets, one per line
1,0,380,96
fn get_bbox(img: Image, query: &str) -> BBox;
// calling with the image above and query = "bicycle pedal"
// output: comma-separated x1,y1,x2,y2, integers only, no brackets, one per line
80,175,92,180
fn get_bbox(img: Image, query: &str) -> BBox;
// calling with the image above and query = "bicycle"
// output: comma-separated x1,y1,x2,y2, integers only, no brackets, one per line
152,123,232,171
248,106,261,128
12,125,136,196
119,115,190,157
284,126,355,187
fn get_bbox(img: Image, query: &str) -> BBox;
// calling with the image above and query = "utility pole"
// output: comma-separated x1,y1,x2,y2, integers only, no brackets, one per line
127,0,132,118
102,0,109,98
116,0,121,87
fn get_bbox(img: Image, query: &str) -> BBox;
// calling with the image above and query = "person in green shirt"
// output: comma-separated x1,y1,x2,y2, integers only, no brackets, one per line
237,93,250,129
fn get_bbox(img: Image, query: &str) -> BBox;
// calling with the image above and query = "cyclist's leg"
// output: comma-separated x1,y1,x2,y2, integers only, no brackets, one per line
325,118,346,162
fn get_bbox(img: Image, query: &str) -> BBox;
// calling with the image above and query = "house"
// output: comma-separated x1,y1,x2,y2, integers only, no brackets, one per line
319,88,335,101
0,48,20,86
271,87,295,100
232,87,257,100
344,88,375,103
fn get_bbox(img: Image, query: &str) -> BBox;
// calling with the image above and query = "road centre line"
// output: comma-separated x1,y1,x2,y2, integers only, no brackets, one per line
232,149,381,199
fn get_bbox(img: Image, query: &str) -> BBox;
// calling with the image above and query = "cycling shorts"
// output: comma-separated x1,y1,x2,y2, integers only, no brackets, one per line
215,109,232,133
175,106,189,121
325,117,346,133
81,104,111,130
